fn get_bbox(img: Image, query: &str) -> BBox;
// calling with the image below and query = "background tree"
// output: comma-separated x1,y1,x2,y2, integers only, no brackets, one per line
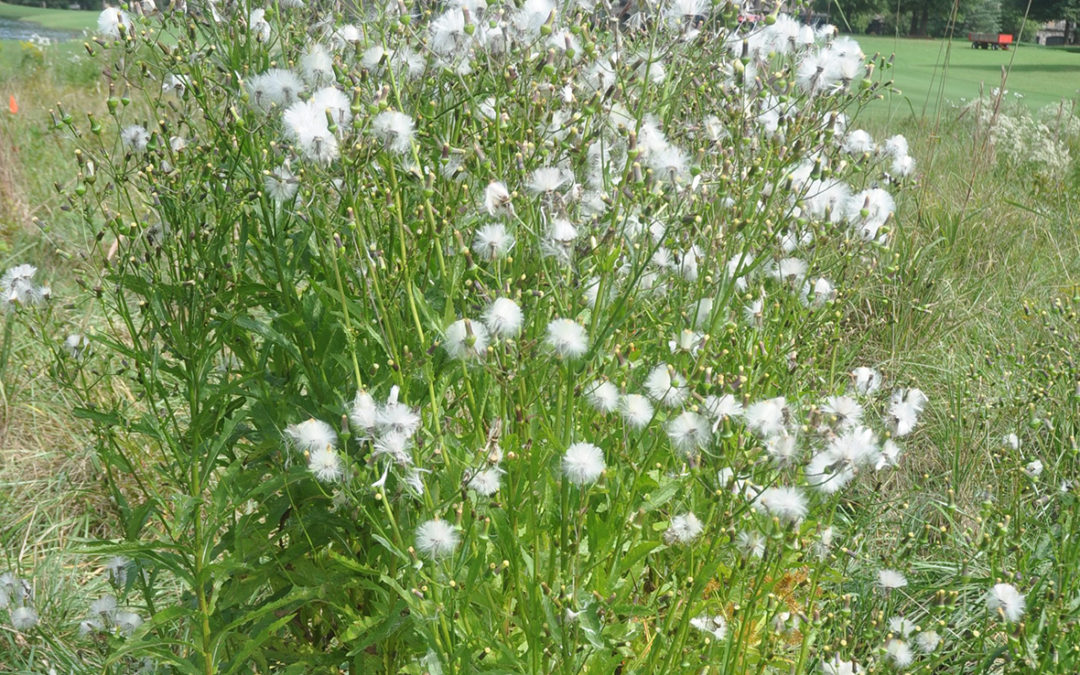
965,0,1003,32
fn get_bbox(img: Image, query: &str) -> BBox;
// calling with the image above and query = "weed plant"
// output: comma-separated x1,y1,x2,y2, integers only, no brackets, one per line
2,0,1080,673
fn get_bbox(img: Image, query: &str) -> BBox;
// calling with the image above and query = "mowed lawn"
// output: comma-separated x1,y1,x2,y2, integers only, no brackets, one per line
0,1,96,32
853,35,1080,122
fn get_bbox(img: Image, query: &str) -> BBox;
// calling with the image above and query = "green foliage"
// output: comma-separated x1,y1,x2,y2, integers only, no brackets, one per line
2,2,1080,675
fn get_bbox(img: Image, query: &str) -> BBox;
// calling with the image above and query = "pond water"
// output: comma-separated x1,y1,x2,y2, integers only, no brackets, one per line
0,17,80,42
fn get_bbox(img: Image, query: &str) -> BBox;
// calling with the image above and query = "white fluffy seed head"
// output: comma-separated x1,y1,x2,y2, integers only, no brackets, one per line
307,446,344,483
851,366,882,395
484,181,513,215
644,364,688,408
877,569,908,591
349,391,378,438
484,298,524,338
472,223,515,261
915,630,941,653
619,394,654,429
664,512,703,544
689,614,727,641
467,467,504,496
562,442,605,485
885,639,913,668
987,583,1025,622
11,606,38,631
756,486,807,525
415,519,460,559
586,381,620,413
372,110,416,155
98,7,132,39
443,318,489,361
666,411,711,455
115,610,143,636
744,396,789,437
285,419,338,454
545,318,589,359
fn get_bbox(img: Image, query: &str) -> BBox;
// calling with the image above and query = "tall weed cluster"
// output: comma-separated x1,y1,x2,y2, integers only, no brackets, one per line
968,95,1080,186
3,0,1080,673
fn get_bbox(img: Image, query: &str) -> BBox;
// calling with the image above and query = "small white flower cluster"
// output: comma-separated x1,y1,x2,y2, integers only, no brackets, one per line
969,97,1078,183
285,418,343,483
352,386,426,495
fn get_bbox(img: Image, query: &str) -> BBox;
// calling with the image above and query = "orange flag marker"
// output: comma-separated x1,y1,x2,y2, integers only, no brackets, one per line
7,95,17,114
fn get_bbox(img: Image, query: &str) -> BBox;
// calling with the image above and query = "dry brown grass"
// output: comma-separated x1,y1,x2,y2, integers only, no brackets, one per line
0,124,32,233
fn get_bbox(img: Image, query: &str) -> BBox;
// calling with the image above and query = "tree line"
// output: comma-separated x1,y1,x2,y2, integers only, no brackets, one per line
816,0,1079,42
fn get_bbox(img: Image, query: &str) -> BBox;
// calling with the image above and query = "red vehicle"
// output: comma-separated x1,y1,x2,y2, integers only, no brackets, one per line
969,33,1014,49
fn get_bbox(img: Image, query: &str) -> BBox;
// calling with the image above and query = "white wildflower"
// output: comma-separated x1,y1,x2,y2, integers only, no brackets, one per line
527,166,572,194
842,129,875,155
309,86,352,129
541,218,578,264
114,609,143,636
889,616,916,638
246,69,304,112
703,394,743,429
264,164,298,203
822,395,863,429
737,530,766,559
349,391,378,438
875,439,903,470
1025,459,1044,478
668,329,704,355
248,8,270,41
300,44,334,86
283,100,338,165
90,595,117,622
915,630,940,653
889,388,928,437
764,432,800,466
484,181,513,216
372,431,412,466
885,639,913,668
104,557,129,586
